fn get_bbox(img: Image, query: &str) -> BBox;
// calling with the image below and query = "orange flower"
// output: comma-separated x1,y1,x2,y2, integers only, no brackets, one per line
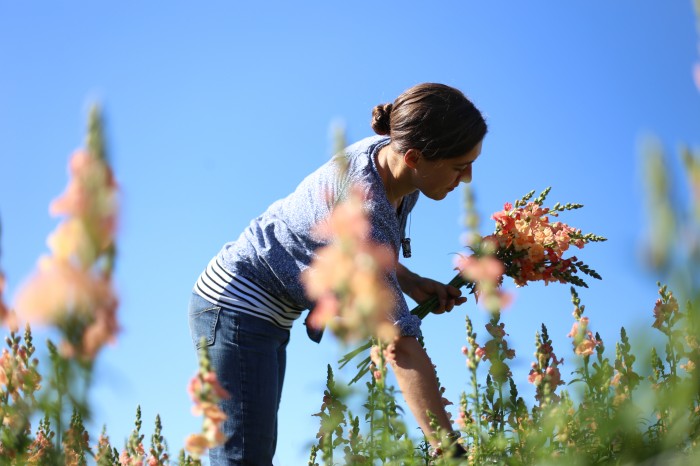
569,317,599,357
0,271,8,323
652,295,678,329
528,371,543,386
302,246,354,300
202,371,231,400
487,198,593,288
302,185,395,343
305,294,339,331
50,150,117,221
203,417,227,446
13,135,119,361
456,255,504,284
184,433,209,459
312,186,370,242
681,360,696,373
47,219,94,265
187,358,231,458
15,257,116,328
81,307,119,360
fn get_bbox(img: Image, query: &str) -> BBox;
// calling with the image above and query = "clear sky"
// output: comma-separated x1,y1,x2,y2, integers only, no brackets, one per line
1,1,699,465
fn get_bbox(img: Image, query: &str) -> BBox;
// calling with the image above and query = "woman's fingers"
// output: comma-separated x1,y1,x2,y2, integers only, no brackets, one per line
435,285,448,313
444,286,466,312
420,279,467,314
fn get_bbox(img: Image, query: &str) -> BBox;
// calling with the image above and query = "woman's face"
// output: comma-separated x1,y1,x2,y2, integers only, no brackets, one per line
412,140,483,201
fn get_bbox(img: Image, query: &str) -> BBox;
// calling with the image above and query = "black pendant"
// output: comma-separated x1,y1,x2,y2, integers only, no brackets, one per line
401,238,412,258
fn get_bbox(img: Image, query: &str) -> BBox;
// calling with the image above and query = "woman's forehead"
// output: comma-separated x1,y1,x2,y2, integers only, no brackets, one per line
453,142,483,164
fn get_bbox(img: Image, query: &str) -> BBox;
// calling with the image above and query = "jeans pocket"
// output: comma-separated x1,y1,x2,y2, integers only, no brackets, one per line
189,294,222,349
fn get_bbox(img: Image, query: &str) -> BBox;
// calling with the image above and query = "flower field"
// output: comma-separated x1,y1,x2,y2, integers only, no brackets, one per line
1,3,699,463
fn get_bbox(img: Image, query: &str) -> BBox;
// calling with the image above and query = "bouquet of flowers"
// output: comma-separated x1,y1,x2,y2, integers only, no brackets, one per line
339,187,607,384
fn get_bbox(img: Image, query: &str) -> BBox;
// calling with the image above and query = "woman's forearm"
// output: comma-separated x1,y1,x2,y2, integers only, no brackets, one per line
396,262,420,296
389,336,453,446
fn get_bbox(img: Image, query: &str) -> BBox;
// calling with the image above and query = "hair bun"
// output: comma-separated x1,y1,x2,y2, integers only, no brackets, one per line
371,103,393,136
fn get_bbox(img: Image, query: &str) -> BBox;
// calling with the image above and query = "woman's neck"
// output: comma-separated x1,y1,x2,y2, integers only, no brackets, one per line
375,144,415,208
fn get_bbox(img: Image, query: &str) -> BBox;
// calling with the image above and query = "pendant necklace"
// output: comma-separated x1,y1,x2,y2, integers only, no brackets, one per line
401,211,412,258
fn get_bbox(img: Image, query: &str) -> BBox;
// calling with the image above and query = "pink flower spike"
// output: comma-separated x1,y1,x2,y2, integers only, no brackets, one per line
203,371,231,400
307,294,340,330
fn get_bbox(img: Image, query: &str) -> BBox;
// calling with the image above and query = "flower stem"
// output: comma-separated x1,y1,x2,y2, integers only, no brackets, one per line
340,273,473,384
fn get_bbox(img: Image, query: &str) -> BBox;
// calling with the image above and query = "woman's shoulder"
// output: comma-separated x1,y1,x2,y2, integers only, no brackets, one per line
342,135,389,178
344,135,389,157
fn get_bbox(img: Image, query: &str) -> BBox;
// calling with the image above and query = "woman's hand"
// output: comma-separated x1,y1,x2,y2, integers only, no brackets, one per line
396,264,466,314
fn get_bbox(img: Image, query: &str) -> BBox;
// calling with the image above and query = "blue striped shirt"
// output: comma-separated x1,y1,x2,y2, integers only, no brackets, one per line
193,136,422,340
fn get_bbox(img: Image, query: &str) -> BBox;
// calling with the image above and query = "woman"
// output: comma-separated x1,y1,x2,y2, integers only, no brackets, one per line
189,82,487,465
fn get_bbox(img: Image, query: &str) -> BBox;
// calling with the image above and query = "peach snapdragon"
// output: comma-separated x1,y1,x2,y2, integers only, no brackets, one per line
568,294,600,358
186,345,231,459
455,252,511,312
652,292,679,331
302,185,396,343
14,109,119,361
484,195,596,288
0,270,8,326
528,324,564,405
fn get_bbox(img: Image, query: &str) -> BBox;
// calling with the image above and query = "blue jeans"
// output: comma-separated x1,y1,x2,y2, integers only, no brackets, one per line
188,292,290,465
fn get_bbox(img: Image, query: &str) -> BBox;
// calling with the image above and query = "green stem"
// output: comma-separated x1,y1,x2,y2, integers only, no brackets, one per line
338,340,372,369
368,377,376,464
340,273,474,384
498,384,504,433
665,321,677,381
411,273,470,319
472,365,481,459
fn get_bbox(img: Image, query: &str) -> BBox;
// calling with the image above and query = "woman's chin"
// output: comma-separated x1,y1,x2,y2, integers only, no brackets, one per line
424,190,450,201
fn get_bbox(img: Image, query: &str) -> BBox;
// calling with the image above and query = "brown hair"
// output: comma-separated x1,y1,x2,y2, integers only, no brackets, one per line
371,83,487,160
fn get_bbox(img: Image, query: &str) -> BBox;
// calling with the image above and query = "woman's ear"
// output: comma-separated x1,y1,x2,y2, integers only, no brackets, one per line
403,149,422,169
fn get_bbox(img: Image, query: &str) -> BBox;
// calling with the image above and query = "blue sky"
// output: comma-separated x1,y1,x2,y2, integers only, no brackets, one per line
1,1,699,464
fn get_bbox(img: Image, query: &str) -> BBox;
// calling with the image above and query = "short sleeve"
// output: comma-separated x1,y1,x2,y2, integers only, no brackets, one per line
388,279,423,337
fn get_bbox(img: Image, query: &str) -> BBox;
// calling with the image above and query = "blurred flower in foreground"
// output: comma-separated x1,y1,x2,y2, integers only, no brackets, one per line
0,268,8,325
456,252,510,313
185,342,230,459
302,185,396,343
14,106,119,361
652,290,680,332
